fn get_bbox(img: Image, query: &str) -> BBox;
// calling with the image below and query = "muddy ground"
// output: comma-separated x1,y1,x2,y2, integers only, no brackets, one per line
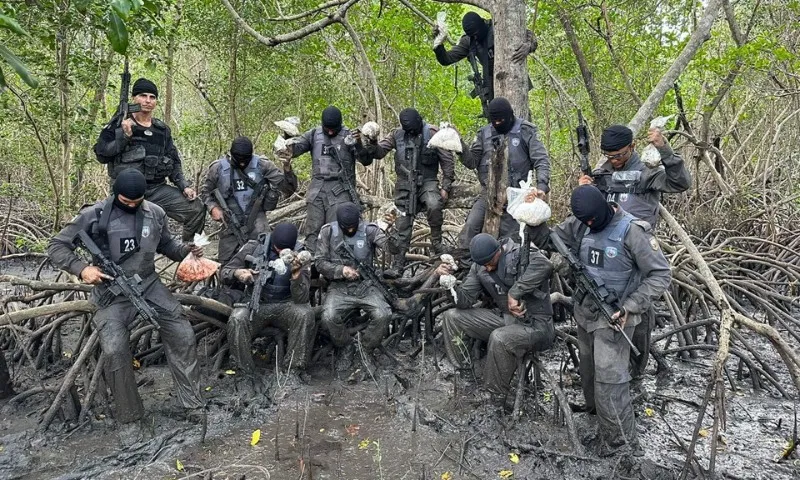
1,257,799,480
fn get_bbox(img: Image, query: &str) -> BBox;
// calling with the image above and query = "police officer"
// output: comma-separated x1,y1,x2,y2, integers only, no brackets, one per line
579,124,691,378
437,234,554,396
433,12,536,114
550,185,671,456
363,108,455,278
221,223,316,383
285,106,372,253
201,136,296,263
458,97,551,253
47,169,205,428
315,203,391,370
94,78,205,241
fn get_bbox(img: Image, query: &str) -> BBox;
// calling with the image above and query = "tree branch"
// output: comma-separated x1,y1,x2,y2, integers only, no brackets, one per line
265,0,349,22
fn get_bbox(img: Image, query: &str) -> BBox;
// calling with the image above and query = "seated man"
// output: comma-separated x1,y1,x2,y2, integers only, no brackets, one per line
315,203,392,369
221,223,316,382
436,233,554,395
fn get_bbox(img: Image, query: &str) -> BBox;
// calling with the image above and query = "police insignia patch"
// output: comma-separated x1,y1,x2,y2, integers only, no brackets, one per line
248,172,257,181
649,237,659,250
512,138,520,147
605,246,618,258
141,225,151,238
356,240,365,248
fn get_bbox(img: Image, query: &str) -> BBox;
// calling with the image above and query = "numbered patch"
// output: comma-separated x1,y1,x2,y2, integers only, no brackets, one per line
120,237,138,253
588,247,605,267
234,179,247,192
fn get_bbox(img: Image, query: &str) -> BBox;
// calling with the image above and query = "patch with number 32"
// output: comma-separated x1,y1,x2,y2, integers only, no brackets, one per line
120,237,138,253
588,247,604,267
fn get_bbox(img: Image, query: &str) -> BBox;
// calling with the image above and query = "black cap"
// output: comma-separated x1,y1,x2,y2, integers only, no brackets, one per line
230,136,253,164
469,233,501,265
113,169,147,200
462,12,488,40
322,106,343,130
600,125,633,151
272,222,298,250
488,97,515,135
131,78,158,98
336,202,361,230
399,108,423,135
570,185,615,232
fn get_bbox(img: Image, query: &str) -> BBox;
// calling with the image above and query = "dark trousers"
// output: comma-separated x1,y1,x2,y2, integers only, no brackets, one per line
145,183,206,241
321,285,392,350
394,181,444,250
304,188,354,254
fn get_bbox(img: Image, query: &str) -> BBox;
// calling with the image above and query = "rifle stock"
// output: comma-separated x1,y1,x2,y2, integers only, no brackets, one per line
212,188,249,246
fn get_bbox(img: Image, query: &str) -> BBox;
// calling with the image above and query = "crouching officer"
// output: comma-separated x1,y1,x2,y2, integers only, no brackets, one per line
315,203,392,370
550,185,671,456
436,234,554,396
94,78,205,241
47,169,205,426
221,223,316,381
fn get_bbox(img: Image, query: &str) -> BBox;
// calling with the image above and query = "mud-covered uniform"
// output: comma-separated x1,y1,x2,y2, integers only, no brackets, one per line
550,207,671,450
441,239,554,393
458,119,551,251
289,127,372,253
315,221,391,351
201,155,295,262
47,199,204,423
220,237,315,372
94,117,206,241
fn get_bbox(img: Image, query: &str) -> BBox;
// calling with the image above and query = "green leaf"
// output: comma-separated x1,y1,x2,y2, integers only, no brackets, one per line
111,0,132,18
0,65,6,89
0,44,38,88
0,14,29,36
106,10,129,55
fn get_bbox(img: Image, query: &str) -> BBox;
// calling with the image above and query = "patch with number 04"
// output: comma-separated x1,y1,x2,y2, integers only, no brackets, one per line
588,247,604,267
120,237,138,253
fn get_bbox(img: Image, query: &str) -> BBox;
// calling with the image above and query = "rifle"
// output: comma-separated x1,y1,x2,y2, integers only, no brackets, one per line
212,188,249,246
244,235,279,318
399,137,423,216
329,141,361,206
115,58,141,127
76,230,160,331
467,53,491,119
549,231,640,356
576,110,591,176
337,241,398,305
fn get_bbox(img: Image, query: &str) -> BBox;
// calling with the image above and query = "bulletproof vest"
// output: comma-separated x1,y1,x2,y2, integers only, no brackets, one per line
393,125,438,184
467,23,495,98
311,127,353,180
257,237,293,303
595,153,660,227
330,221,372,266
579,212,638,302
217,155,265,213
111,119,174,182
91,199,161,279
477,118,529,188
475,240,552,316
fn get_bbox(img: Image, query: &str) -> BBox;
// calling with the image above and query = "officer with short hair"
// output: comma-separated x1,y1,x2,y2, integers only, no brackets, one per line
94,78,205,241
315,203,391,369
47,169,205,428
201,136,296,263
363,108,455,278
437,233,554,395
221,222,316,381
286,106,372,253
458,97,551,253
550,185,671,456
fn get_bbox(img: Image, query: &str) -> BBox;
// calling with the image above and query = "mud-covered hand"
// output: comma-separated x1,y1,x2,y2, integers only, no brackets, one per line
610,308,629,329
508,295,526,318
342,266,360,280
434,263,454,277
80,265,113,285
578,174,594,186
647,127,666,148
523,188,546,202
512,31,537,63
210,206,223,222
183,187,197,200
187,243,204,258
234,268,256,284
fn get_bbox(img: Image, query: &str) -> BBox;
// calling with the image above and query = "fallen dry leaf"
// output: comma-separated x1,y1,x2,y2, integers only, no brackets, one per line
345,424,360,436
509,452,520,464
251,429,261,446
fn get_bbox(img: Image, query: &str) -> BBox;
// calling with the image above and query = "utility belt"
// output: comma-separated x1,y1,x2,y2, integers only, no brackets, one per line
330,278,372,297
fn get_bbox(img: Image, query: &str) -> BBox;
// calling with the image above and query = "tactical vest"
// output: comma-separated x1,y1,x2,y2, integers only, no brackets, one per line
217,155,265,213
311,128,353,180
90,199,161,279
476,240,552,317
393,125,439,185
330,221,372,266
111,119,174,182
579,212,638,302
253,235,293,303
467,23,495,97
477,118,530,189
595,154,660,227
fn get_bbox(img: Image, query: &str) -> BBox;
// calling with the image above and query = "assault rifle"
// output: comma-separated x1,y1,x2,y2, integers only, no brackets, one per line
399,138,423,216
244,235,279,318
576,110,591,176
76,230,160,331
115,59,141,127
212,188,249,246
467,53,491,119
337,241,397,305
329,142,361,206
549,231,640,356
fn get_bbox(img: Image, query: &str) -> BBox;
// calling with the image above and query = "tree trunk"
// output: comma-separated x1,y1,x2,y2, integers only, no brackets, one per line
0,350,13,399
164,0,185,126
558,5,604,122
56,1,71,225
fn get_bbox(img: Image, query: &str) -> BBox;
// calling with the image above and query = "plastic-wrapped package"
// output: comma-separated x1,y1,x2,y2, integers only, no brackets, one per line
427,122,462,152
176,233,220,282
274,116,301,137
506,172,551,227
433,12,448,48
641,115,674,168
361,121,381,142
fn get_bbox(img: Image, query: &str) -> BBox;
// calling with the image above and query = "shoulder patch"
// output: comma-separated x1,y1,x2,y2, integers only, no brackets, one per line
631,219,653,232
649,236,660,251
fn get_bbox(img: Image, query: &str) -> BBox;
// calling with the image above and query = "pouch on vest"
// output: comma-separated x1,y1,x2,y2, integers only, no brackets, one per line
611,170,641,187
120,145,146,164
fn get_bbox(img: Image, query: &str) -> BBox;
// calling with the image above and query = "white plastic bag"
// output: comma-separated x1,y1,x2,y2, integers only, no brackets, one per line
427,122,462,152
506,173,551,227
433,12,448,48
641,115,674,168
176,233,220,282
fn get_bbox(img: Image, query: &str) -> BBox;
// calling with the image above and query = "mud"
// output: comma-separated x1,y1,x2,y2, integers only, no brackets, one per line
1,258,799,479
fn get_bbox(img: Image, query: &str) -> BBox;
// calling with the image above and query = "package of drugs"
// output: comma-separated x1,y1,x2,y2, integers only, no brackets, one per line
427,123,462,152
641,115,674,168
176,233,220,282
361,121,381,142
274,116,301,138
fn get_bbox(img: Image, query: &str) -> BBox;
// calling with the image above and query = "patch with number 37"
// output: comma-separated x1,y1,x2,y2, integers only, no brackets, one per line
120,237,138,253
588,247,604,267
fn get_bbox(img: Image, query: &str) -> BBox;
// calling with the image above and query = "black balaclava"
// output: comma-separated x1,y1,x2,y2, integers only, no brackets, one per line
488,97,515,135
321,106,343,136
131,78,158,98
272,222,298,250
600,124,633,151
113,168,147,213
570,185,615,233
230,136,254,168
399,108,423,136
470,233,501,265
462,12,489,41
336,202,361,236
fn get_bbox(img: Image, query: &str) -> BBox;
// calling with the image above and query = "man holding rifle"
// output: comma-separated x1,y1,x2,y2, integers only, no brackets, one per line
201,136,296,262
549,185,671,457
47,169,205,432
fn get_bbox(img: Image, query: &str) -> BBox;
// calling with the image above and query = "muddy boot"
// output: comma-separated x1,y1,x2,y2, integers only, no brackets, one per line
383,251,407,280
430,227,448,256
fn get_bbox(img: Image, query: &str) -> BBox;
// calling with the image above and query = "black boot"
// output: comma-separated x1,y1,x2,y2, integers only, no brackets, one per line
383,250,407,279
430,227,448,256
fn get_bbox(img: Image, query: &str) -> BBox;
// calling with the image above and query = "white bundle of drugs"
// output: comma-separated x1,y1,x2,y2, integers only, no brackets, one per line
433,12,448,48
274,116,301,138
506,172,551,227
440,254,458,271
427,122,462,152
641,115,674,168
440,274,458,302
361,121,381,142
